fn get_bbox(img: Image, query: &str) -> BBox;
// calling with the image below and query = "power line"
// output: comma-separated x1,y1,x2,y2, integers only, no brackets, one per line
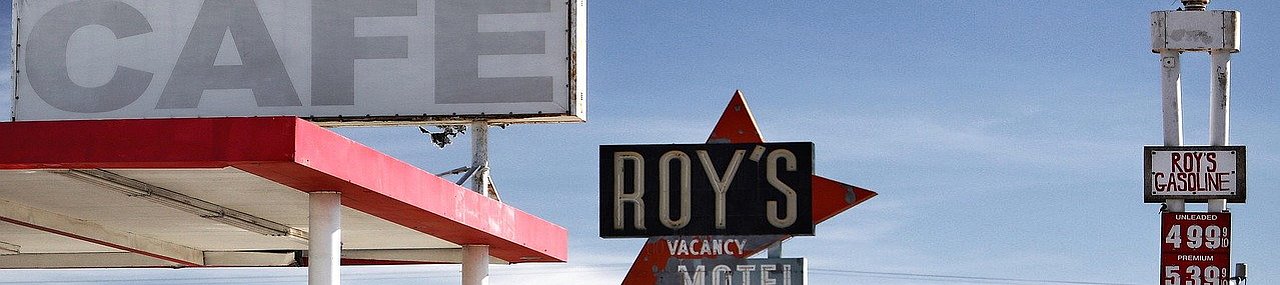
0,265,634,284
810,268,1140,285
0,264,1143,285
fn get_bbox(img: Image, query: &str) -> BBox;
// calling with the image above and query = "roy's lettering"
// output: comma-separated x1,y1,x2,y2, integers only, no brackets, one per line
600,142,814,237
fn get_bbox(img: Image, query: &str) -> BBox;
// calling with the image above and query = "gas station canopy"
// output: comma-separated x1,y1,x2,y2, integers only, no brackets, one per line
0,117,567,268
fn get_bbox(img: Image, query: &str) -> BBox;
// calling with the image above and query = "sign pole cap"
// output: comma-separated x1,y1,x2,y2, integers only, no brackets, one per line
1181,0,1209,11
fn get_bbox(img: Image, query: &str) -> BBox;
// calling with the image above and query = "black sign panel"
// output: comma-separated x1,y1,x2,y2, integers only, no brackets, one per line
600,142,813,238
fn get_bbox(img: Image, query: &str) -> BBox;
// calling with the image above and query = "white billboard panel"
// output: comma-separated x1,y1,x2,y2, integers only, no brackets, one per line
12,0,586,125
1150,10,1239,52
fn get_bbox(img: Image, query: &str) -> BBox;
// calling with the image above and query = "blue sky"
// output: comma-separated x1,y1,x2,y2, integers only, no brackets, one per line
3,1,1280,284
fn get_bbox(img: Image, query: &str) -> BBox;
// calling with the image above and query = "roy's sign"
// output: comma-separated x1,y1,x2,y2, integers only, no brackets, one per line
12,0,586,125
600,142,814,237
1144,146,1246,203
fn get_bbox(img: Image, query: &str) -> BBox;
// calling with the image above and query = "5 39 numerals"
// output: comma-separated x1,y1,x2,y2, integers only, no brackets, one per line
1163,265,1228,285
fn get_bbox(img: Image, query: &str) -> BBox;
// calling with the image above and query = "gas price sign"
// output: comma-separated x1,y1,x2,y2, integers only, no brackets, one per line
1145,146,1246,203
1161,213,1231,285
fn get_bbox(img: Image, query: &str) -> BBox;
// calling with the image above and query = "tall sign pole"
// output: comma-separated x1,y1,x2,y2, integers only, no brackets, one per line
1148,1,1246,283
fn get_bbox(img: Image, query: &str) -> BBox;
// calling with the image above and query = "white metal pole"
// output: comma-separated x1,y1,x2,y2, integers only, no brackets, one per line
471,121,491,195
1160,50,1186,212
1161,51,1184,146
1209,51,1231,146
1166,199,1186,213
462,245,490,285
466,123,492,284
1208,50,1232,212
309,192,342,285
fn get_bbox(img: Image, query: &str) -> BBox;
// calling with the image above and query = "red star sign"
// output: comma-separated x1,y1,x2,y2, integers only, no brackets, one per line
621,91,878,284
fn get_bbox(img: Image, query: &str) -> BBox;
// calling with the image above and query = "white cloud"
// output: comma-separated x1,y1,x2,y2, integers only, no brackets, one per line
761,109,1138,173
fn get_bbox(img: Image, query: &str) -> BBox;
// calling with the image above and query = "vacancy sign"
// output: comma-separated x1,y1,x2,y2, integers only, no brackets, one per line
1161,213,1231,285
1145,146,1246,203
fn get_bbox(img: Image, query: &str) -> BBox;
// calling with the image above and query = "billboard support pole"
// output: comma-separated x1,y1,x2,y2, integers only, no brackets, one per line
465,122,493,284
308,191,341,285
1208,50,1232,213
471,121,492,198
1160,50,1185,213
